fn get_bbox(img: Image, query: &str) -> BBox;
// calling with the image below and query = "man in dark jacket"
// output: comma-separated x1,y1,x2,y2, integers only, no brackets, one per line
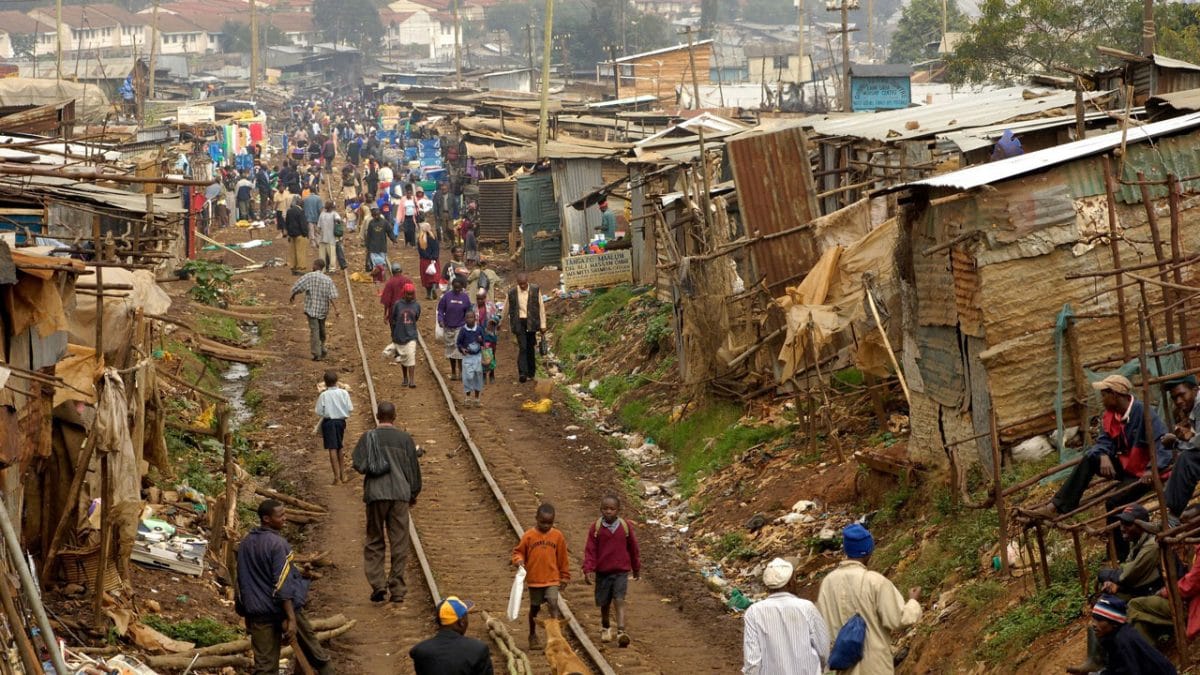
410,595,493,675
254,164,272,222
351,401,422,603
284,196,309,274
1091,594,1177,675
507,272,545,383
236,500,335,675
363,207,396,274
1026,374,1170,557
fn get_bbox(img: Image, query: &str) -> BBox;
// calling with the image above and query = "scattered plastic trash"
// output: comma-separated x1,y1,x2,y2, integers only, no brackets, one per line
521,399,552,414
726,589,752,611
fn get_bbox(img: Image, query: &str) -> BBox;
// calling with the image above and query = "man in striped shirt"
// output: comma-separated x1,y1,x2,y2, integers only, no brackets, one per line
742,557,829,675
290,259,339,361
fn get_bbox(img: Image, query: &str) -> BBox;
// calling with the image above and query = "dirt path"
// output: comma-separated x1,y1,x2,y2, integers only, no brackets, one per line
219,223,741,673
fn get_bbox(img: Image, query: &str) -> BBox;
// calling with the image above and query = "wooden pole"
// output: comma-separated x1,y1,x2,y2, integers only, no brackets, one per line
808,324,845,462
0,568,43,675
990,410,1010,575
0,494,68,675
1137,171,1175,345
91,213,110,631
865,283,911,405
1065,317,1092,446
148,0,160,103
1167,174,1191,355
1102,156,1133,361
250,0,259,96
535,0,554,159
840,0,850,111
1033,521,1052,588
452,0,463,87
683,27,714,232
55,0,63,81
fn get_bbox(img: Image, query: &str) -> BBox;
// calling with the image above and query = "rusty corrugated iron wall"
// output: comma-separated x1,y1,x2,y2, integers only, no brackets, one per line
727,126,819,292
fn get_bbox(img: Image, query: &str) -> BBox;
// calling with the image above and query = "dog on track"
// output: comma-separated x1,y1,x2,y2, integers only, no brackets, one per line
539,617,592,675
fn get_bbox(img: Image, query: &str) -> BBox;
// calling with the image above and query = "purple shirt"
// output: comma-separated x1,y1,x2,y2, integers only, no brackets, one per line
437,290,471,329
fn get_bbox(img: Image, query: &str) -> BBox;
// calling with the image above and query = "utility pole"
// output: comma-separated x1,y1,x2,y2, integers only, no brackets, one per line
619,0,627,52
866,0,873,61
249,0,259,96
557,32,571,85
1142,0,1156,55
941,0,948,47
452,0,462,86
524,24,534,77
683,26,713,231
148,0,159,100
55,0,62,80
797,0,805,83
536,0,555,159
607,44,620,99
841,0,850,111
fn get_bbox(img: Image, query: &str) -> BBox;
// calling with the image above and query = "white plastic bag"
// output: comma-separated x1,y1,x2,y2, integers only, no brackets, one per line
435,324,445,341
425,261,438,276
507,566,527,621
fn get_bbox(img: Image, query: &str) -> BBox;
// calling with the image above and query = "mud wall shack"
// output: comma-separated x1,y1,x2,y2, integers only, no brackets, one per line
888,111,1200,471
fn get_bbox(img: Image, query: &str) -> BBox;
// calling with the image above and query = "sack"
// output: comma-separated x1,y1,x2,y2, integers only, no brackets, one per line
507,566,527,621
435,324,445,341
481,348,493,367
361,430,392,477
828,613,867,670
425,261,438,276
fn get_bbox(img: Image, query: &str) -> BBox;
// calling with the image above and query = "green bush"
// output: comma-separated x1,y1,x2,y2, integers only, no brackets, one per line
182,260,234,306
142,616,241,647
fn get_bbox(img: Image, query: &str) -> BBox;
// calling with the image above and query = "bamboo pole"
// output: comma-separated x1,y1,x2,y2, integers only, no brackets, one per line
1137,171,1176,344
1168,174,1191,352
864,283,911,405
808,323,844,462
0,569,42,674
990,410,1010,575
0,493,67,674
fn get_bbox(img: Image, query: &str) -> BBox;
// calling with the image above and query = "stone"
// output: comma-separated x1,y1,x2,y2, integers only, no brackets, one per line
641,482,662,497
144,599,161,613
790,499,817,513
1012,435,1055,462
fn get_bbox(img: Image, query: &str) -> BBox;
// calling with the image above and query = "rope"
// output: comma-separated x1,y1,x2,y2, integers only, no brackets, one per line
482,611,533,675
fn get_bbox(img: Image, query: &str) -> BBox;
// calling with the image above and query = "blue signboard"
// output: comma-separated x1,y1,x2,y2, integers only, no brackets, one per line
850,76,912,111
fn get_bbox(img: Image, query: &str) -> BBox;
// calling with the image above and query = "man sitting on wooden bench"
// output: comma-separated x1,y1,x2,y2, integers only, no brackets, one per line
1025,374,1171,558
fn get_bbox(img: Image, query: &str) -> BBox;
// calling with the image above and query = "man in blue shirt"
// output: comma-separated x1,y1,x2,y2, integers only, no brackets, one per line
236,500,335,675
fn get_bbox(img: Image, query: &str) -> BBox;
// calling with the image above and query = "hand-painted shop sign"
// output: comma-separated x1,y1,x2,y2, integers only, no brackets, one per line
561,250,633,289
850,75,912,111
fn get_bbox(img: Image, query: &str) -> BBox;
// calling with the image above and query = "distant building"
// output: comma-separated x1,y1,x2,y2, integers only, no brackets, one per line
28,4,148,53
381,9,454,59
479,67,532,92
607,40,713,102
745,43,811,84
0,12,53,58
265,12,317,47
389,0,486,23
631,0,700,19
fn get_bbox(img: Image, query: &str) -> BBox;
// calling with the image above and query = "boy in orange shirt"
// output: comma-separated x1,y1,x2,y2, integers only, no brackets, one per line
511,503,571,649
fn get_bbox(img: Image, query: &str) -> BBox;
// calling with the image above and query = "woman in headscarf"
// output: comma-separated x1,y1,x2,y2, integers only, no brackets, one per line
416,215,441,300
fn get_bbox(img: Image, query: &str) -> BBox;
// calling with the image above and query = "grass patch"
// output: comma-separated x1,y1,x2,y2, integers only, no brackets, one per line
556,286,635,372
893,503,997,595
618,400,789,495
559,385,586,418
195,315,244,344
142,616,241,647
711,532,758,562
592,375,638,407
978,577,1085,661
961,579,1006,610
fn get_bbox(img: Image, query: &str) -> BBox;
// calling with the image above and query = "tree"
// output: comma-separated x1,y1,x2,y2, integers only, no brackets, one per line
1156,3,1200,62
888,0,967,64
483,0,670,70
313,0,384,48
945,0,1141,85
219,20,290,53
10,34,35,60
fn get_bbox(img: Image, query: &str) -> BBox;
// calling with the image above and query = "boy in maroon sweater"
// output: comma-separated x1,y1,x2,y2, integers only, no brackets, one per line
582,494,641,647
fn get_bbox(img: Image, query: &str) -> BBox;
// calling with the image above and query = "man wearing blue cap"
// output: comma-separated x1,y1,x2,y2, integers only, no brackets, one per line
817,524,921,675
409,595,493,674
1089,594,1177,675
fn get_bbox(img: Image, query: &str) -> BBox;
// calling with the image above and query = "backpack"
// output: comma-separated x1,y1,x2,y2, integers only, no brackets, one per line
828,614,867,670
828,570,871,670
593,517,629,538
333,216,345,238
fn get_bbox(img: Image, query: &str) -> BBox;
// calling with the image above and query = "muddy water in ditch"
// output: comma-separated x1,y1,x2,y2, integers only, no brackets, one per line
218,324,258,427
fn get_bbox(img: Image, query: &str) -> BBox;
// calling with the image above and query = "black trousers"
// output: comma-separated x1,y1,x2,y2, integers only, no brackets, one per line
1166,449,1200,517
515,321,537,380
1053,453,1151,558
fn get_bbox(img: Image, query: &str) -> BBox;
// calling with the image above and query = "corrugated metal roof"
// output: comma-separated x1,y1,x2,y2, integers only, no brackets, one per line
887,111,1200,193
477,179,515,243
1148,88,1200,112
849,63,912,77
807,87,1109,142
1153,54,1200,72
938,108,1144,153
611,40,713,64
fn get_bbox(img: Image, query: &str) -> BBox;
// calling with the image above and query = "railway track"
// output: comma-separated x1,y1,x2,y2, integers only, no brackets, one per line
340,267,637,675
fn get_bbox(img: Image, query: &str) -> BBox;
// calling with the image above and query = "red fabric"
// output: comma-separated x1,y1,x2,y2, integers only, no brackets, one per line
248,122,265,142
380,274,413,319
1177,545,1200,638
1100,409,1169,479
582,518,641,575
419,258,439,288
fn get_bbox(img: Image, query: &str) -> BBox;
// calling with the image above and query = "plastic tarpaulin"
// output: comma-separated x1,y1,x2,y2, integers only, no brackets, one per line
71,268,171,362
774,218,900,382
0,79,110,121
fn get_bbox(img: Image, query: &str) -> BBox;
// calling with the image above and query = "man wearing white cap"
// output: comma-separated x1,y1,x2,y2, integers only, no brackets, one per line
742,557,829,675
1026,373,1171,558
